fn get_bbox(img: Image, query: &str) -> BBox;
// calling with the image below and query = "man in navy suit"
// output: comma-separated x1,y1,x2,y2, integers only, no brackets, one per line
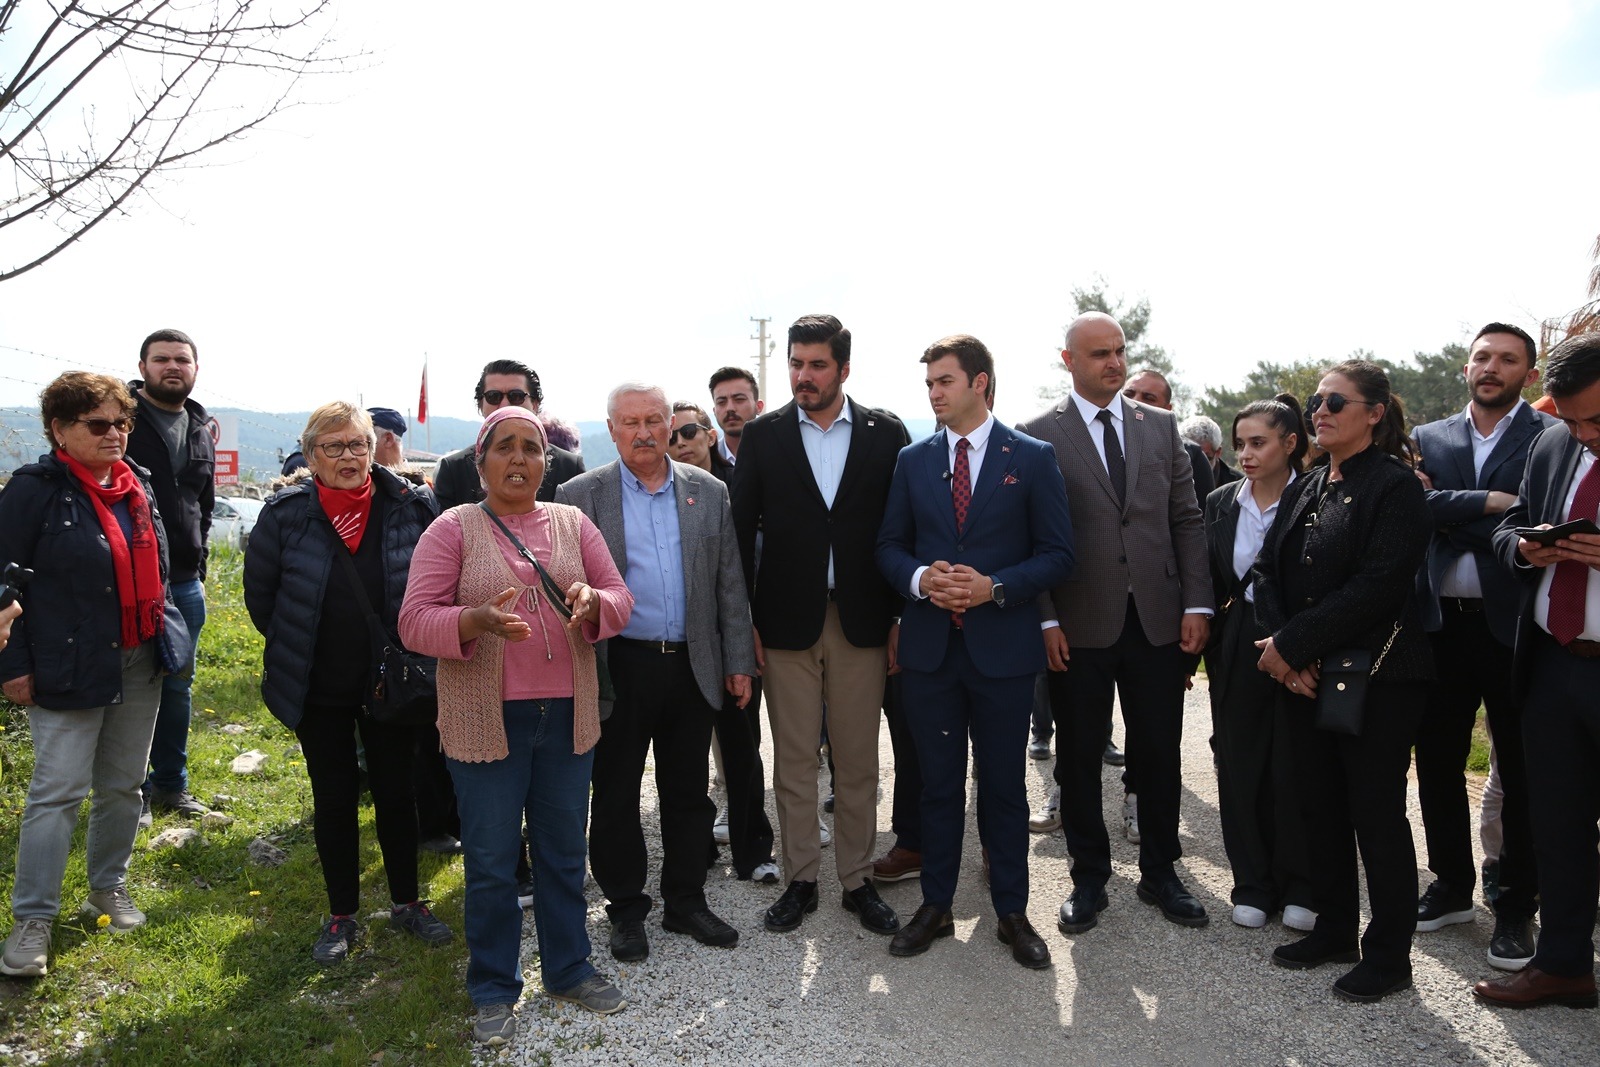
1412,322,1554,970
876,335,1076,967
1477,332,1600,1010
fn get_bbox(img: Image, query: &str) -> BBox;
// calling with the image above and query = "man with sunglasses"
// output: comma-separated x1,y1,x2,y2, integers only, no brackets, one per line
669,403,727,480
126,328,214,827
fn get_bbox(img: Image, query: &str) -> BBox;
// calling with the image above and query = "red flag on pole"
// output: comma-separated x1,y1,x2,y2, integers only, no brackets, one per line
417,362,429,424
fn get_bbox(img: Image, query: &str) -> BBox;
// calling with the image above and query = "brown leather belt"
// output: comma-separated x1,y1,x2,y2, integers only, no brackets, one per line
1564,638,1600,659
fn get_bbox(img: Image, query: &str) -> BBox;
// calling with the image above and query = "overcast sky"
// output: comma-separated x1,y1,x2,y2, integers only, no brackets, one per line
3,0,1598,437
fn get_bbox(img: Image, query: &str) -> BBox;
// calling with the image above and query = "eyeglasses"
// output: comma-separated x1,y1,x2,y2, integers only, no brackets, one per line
315,439,371,458
670,423,709,445
1305,393,1379,417
72,416,135,436
482,389,532,407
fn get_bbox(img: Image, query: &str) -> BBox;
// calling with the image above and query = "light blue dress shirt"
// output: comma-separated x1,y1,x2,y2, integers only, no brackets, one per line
797,398,853,589
618,461,687,642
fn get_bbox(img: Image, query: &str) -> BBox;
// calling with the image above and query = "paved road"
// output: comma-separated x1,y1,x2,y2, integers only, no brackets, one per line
496,680,1597,1066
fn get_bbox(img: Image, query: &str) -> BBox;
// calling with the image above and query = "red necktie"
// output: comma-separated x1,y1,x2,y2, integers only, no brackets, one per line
1548,458,1600,645
951,437,971,628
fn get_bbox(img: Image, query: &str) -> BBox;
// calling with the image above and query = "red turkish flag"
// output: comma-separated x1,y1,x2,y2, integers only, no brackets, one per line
417,363,429,424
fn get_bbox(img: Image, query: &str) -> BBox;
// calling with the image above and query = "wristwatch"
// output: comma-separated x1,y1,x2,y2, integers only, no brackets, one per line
991,579,1006,608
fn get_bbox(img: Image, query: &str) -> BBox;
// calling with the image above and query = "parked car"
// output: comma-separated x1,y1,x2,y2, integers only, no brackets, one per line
211,496,265,550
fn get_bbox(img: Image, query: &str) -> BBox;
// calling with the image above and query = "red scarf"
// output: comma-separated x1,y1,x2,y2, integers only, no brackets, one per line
316,476,374,552
58,450,166,649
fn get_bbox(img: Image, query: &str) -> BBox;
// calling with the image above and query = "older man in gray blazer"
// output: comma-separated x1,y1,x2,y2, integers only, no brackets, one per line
556,382,757,964
1018,312,1213,936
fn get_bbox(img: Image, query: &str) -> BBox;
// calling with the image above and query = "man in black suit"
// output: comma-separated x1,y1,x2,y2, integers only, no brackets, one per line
1477,332,1600,1010
433,359,586,510
730,314,910,936
1413,322,1554,969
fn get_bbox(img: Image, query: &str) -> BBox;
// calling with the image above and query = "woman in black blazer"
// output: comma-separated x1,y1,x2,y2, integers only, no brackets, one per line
1252,361,1434,1003
1203,395,1314,934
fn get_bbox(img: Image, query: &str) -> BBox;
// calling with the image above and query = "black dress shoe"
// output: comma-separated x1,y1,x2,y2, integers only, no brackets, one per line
608,918,649,962
663,906,739,947
997,913,1052,969
843,882,900,935
889,903,954,957
764,880,819,933
1333,960,1413,1002
1136,876,1209,928
1057,885,1109,934
1102,741,1126,767
1271,932,1361,970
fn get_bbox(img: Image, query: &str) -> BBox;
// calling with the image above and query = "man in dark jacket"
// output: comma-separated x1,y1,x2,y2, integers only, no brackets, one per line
126,328,215,823
432,360,585,510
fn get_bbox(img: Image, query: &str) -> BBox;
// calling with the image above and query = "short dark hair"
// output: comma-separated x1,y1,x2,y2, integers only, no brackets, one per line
672,401,713,428
920,334,995,395
1127,367,1172,404
474,359,543,407
1472,322,1537,365
40,372,135,447
1543,332,1600,399
708,366,759,401
140,328,197,364
788,314,851,368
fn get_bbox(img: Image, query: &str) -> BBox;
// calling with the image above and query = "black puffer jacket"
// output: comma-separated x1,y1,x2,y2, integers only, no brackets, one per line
1253,446,1435,683
0,454,181,709
242,466,438,729
124,382,215,583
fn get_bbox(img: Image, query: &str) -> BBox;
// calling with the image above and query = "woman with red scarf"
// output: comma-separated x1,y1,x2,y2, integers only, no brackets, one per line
243,401,450,965
2,373,190,979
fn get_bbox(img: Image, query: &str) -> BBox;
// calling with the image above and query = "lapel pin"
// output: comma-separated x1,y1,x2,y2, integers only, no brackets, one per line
686,497,696,506
868,419,876,427
1134,411,1144,421
1001,445,1012,454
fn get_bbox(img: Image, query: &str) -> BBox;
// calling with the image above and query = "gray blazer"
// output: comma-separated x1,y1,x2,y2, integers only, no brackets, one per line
1017,395,1212,649
556,459,757,708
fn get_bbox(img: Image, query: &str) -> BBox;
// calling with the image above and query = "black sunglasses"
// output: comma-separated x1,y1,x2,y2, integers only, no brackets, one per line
482,389,532,406
1305,392,1379,417
670,423,709,445
72,416,135,436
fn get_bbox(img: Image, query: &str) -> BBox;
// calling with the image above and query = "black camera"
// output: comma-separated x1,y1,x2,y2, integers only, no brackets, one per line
0,561,31,611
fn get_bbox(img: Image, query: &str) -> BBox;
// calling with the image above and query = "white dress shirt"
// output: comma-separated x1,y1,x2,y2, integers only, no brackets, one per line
1441,401,1524,599
909,414,995,600
1233,472,1295,604
797,398,853,590
1069,389,1125,468
1534,446,1600,642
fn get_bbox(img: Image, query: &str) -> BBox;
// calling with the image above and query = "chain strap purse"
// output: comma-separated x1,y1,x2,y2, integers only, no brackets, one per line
1314,620,1402,736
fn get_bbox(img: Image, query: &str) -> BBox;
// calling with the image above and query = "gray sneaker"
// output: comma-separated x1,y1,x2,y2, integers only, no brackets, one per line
151,790,210,818
390,901,452,945
311,917,362,964
83,884,147,931
138,793,153,830
1,917,53,977
547,973,626,1015
472,1003,517,1046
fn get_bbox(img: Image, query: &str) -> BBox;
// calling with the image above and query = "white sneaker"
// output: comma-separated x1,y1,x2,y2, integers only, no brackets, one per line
819,820,832,848
1123,793,1140,844
1029,785,1062,833
712,807,730,845
1,917,52,977
1282,905,1318,932
1231,904,1268,929
82,884,146,931
751,862,780,884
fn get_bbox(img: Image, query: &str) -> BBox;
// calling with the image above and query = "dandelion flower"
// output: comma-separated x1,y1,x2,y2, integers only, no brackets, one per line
96,914,111,928
249,890,261,897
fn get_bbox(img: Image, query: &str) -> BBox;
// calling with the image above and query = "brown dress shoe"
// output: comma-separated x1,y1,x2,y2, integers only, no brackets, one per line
997,913,1051,969
889,904,954,957
872,845,922,884
1473,967,1598,1009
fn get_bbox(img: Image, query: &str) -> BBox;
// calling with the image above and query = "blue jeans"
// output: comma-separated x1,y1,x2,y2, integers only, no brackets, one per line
448,699,595,1006
146,578,205,794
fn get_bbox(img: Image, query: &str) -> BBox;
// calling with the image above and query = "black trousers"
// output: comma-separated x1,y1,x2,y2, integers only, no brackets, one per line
713,676,776,877
413,722,460,840
1284,681,1424,972
1523,631,1600,978
296,702,418,915
590,641,717,922
881,673,922,853
1209,603,1311,912
1417,605,1537,916
1048,596,1187,888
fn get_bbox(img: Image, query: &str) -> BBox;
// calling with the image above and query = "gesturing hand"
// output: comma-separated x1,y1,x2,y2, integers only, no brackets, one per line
464,587,533,643
564,581,600,631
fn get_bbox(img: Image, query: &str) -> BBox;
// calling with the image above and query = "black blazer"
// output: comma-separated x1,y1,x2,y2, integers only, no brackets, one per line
1253,447,1435,683
433,442,585,511
1492,423,1593,691
730,398,910,650
1202,480,1263,698
1415,402,1556,645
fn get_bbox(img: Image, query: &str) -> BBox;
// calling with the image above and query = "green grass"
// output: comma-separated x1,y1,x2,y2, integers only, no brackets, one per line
1,547,474,1066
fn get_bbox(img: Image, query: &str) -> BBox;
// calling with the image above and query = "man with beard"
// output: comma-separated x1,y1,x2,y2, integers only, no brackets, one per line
708,367,763,469
1412,322,1553,969
126,328,215,824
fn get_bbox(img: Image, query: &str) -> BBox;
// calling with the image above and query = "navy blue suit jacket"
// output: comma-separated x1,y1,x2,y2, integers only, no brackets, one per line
877,421,1076,678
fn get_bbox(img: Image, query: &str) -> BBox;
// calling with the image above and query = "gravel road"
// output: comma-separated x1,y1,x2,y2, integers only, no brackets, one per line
482,681,1597,1066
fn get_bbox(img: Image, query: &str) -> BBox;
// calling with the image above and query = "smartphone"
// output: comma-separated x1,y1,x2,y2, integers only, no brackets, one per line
1516,518,1600,546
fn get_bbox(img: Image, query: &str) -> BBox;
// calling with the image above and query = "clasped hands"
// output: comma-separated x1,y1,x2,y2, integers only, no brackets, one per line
919,561,993,611
1254,635,1319,696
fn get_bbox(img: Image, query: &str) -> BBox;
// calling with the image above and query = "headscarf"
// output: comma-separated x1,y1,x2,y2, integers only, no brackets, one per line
474,406,546,460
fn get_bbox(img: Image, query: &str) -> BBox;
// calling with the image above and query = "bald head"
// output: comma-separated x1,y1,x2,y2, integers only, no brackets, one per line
1064,311,1123,355
1060,312,1128,406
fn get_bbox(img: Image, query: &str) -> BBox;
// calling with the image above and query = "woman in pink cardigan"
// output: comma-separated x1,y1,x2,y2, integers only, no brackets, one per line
400,407,632,1047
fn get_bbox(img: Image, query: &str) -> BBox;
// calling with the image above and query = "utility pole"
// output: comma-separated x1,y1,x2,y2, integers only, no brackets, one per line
750,316,775,399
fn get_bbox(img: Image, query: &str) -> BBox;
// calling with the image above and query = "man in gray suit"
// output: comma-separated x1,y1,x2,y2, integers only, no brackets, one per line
1018,312,1213,935
555,382,757,963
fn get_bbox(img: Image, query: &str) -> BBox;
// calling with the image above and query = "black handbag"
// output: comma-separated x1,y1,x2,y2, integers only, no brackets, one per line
327,526,437,727
1314,621,1401,736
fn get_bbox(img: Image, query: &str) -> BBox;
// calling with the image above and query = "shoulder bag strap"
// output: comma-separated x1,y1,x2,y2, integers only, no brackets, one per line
476,502,573,620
